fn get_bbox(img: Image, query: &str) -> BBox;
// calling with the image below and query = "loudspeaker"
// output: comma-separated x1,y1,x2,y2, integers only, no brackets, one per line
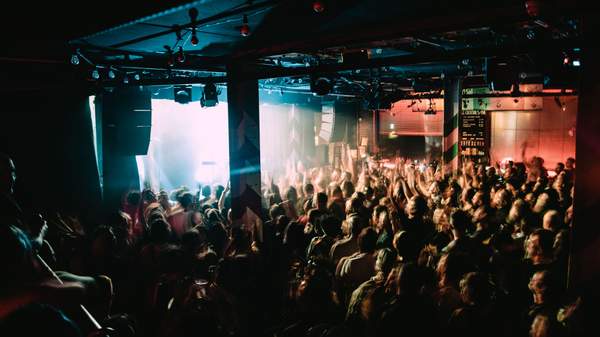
487,57,518,91
102,88,152,155
331,100,358,145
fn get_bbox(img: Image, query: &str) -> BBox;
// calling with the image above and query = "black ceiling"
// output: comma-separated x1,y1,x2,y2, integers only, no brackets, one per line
0,0,587,94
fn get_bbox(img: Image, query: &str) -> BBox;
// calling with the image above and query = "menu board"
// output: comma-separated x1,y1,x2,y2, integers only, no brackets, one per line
459,110,489,160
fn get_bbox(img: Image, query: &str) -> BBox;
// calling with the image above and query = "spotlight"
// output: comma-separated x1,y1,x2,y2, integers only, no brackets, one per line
123,75,129,84
313,1,325,13
201,83,219,107
526,30,536,40
240,15,250,37
176,47,185,63
174,85,192,104
108,69,116,79
191,27,199,46
70,54,80,65
91,68,100,80
134,73,140,81
311,77,332,96
572,59,581,67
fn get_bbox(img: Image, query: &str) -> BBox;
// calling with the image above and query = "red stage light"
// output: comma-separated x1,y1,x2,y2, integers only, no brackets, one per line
313,1,325,13
191,28,199,46
240,14,250,37
525,0,541,18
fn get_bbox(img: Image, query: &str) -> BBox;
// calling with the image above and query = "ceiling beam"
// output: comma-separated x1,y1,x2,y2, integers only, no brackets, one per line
241,38,581,80
106,0,280,49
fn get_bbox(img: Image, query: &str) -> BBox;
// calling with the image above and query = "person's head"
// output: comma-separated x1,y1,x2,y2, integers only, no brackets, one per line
461,187,476,206
364,186,374,199
377,210,392,233
565,157,575,170
201,185,211,198
0,153,16,194
508,198,528,224
285,186,298,203
275,215,290,235
283,221,304,251
493,188,512,210
347,214,364,238
314,192,328,210
543,210,562,232
407,195,428,218
358,227,378,253
269,203,285,221
0,303,81,337
214,185,225,200
304,183,315,197
450,209,471,237
533,192,551,214
331,185,343,200
341,180,355,199
158,190,170,209
149,218,171,244
526,229,555,261
142,189,157,204
321,216,341,237
346,197,363,215
555,162,565,175
126,190,141,207
529,270,562,305
472,190,489,208
459,272,492,306
372,205,387,226
436,252,474,288
179,192,194,210
393,230,419,261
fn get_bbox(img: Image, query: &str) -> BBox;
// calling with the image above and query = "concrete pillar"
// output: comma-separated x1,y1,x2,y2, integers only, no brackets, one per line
227,67,263,223
571,16,600,291
443,77,462,174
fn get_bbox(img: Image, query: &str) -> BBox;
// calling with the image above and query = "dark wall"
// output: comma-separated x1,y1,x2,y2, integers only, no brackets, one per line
0,86,102,221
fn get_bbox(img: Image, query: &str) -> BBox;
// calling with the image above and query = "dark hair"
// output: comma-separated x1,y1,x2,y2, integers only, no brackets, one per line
126,191,141,206
358,227,378,253
531,228,555,257
304,183,315,195
179,192,194,209
201,185,211,198
450,209,471,233
321,216,341,237
149,219,171,244
460,272,492,305
316,192,328,207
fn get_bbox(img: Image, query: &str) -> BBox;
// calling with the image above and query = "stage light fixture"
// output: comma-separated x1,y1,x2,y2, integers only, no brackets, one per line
311,77,332,96
108,69,116,79
240,15,250,37
134,74,140,81
191,27,199,46
123,75,129,84
313,1,325,12
176,47,185,63
91,68,100,80
70,54,80,65
175,85,192,104
201,83,219,107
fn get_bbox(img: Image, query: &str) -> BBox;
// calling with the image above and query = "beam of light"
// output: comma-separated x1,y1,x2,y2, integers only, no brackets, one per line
136,99,230,192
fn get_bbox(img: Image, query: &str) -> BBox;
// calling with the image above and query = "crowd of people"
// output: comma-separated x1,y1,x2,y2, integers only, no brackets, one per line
0,150,592,337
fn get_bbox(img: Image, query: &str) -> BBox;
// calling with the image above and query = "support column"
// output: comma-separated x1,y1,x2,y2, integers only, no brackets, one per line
227,67,263,224
443,77,462,175
571,16,600,291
